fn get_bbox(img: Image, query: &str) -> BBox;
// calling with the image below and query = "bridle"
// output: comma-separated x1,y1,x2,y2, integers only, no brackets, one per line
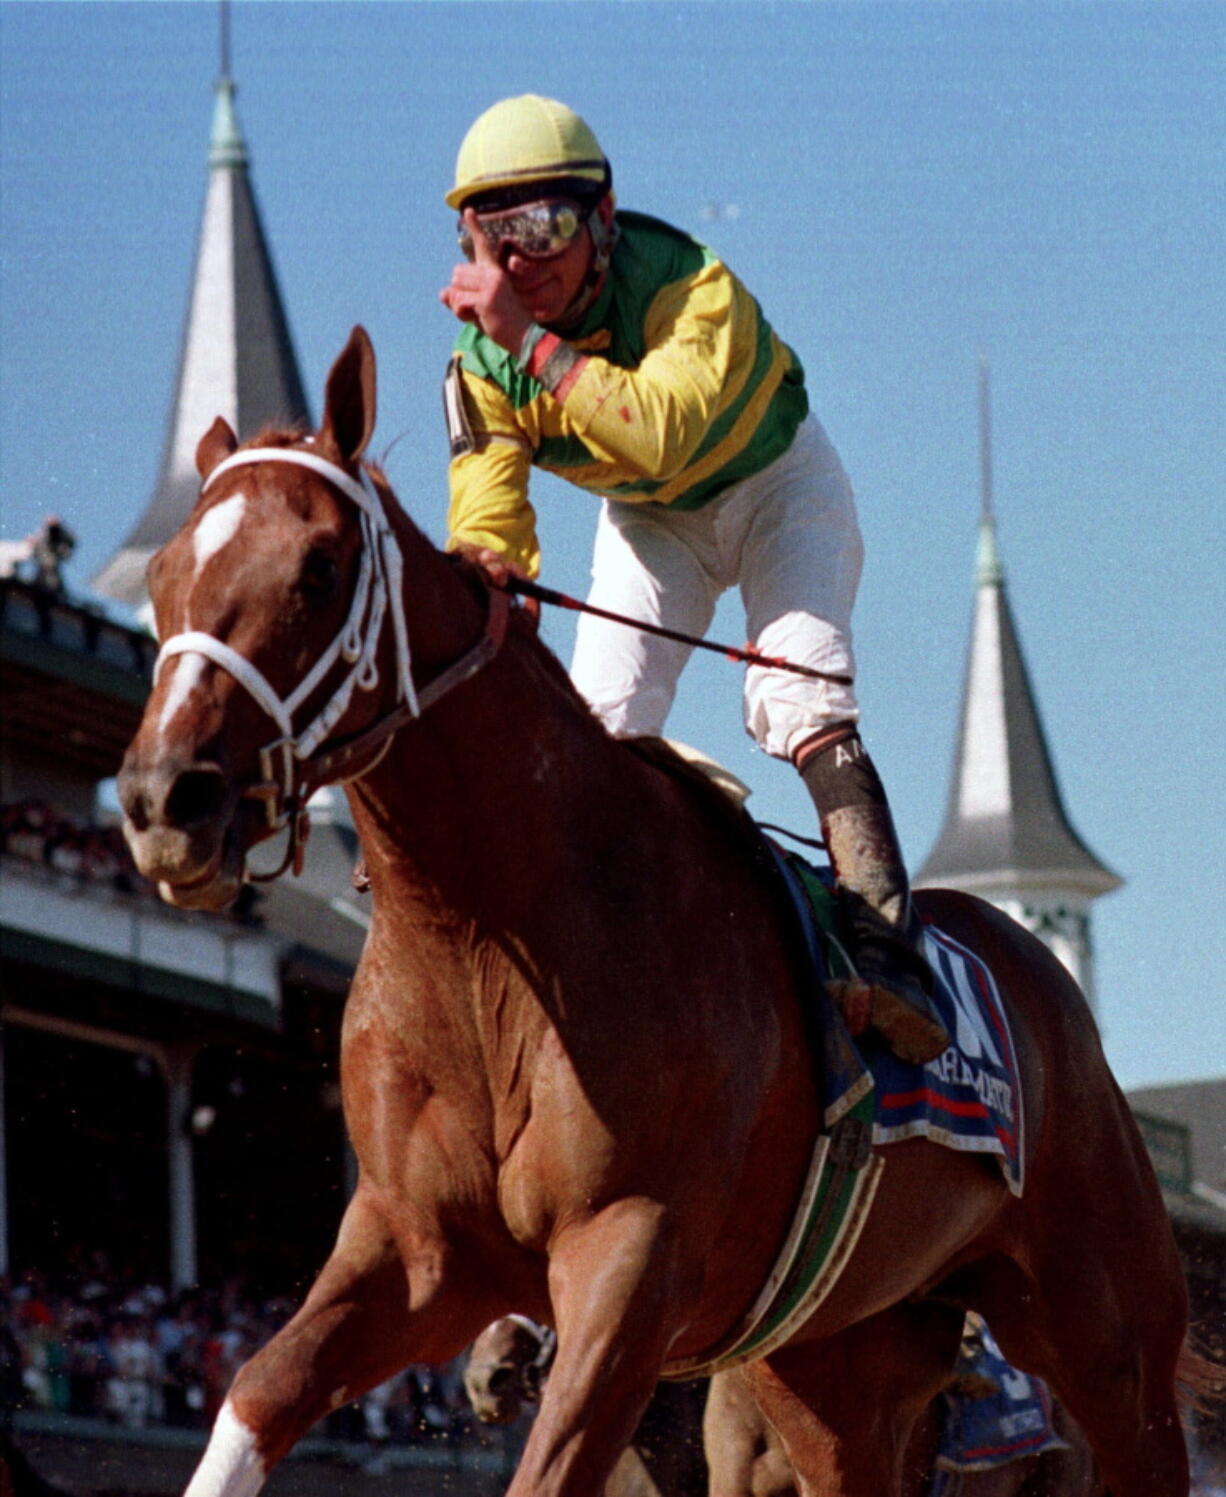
154,445,510,879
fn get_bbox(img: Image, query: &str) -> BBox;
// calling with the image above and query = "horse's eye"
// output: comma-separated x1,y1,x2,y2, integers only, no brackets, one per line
299,550,340,602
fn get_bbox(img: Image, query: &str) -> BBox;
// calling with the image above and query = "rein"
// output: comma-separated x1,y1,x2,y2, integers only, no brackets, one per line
154,446,509,879
500,577,853,686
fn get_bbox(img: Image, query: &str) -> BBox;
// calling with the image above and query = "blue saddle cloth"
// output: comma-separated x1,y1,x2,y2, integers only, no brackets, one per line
771,845,1025,1196
934,1323,1067,1475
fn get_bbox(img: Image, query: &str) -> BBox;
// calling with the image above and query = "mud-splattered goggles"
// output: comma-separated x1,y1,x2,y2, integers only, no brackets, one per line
458,199,588,263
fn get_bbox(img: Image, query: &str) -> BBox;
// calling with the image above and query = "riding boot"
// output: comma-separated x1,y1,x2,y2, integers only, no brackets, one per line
796,724,949,1064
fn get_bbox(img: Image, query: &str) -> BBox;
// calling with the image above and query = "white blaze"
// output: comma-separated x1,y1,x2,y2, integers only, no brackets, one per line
156,494,247,741
193,494,248,572
157,654,208,738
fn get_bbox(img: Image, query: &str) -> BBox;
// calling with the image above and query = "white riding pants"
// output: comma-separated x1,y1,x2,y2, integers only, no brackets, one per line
569,414,863,762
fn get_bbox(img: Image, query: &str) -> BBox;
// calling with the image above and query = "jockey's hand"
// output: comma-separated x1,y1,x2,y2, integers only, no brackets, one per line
450,544,540,626
440,210,534,356
450,542,528,591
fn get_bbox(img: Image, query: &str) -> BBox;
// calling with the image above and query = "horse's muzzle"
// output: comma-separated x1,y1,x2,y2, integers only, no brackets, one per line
117,756,245,909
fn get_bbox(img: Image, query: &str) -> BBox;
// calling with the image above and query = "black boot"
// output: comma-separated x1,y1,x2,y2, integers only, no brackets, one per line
798,726,949,1064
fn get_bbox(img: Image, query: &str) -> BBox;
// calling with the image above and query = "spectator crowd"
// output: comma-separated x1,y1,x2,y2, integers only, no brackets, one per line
2,1268,478,1457
2,802,138,894
1,801,259,921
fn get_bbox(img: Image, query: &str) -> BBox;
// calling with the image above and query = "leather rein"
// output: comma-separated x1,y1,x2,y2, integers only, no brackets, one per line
154,446,510,880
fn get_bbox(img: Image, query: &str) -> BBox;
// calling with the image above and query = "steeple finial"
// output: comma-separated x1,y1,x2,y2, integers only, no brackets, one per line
976,358,1004,587
978,357,993,524
210,1,246,169
220,0,231,81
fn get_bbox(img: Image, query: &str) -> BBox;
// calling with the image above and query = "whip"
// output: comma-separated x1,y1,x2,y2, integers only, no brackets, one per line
500,576,853,686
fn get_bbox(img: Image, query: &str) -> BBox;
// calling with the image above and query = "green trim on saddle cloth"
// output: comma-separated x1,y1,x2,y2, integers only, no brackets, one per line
661,858,882,1380
791,860,853,980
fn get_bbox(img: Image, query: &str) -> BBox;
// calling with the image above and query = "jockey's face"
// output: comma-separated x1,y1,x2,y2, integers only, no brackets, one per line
501,218,596,328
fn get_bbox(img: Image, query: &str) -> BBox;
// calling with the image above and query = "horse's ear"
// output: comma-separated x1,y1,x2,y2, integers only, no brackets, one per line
196,417,239,479
319,325,377,465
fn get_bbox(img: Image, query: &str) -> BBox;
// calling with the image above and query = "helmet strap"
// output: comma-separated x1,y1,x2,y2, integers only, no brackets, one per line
555,198,619,331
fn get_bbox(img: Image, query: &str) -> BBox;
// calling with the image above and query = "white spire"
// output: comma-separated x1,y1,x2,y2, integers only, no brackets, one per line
917,364,1121,1008
93,65,309,609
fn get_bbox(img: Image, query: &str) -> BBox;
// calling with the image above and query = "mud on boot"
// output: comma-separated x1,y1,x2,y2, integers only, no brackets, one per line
796,723,950,1065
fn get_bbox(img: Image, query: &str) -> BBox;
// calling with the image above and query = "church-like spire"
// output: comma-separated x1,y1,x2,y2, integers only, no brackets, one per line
975,359,1004,589
93,40,310,608
916,365,1120,1003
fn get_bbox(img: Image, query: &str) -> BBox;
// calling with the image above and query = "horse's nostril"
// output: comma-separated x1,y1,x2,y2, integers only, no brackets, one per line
116,768,149,831
165,768,227,828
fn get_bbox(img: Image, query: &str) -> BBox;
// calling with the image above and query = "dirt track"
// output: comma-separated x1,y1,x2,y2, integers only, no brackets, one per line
8,1428,513,1497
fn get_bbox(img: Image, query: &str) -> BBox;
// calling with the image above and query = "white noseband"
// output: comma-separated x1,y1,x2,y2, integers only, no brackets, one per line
155,446,418,819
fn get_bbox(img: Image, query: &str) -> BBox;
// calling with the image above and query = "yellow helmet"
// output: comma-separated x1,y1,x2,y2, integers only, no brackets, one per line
446,95,610,211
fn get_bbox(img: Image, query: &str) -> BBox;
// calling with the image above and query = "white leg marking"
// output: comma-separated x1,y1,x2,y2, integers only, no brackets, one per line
158,654,208,738
184,1400,266,1497
193,494,248,572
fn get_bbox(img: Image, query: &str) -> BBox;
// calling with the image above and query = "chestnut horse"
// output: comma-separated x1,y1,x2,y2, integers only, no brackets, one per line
118,327,1190,1497
464,1316,1101,1497
704,1352,1104,1497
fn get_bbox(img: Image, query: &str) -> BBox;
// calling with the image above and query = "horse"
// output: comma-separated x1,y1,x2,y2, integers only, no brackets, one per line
117,325,1193,1497
465,1316,557,1427
704,1335,1104,1497
465,1315,1102,1497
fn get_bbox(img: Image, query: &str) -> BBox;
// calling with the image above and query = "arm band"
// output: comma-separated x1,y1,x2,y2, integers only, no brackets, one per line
517,324,586,400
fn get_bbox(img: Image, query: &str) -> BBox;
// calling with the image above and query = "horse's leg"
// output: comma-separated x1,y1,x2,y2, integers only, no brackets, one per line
705,1368,799,1497
741,1302,965,1497
970,1181,1188,1495
184,1184,490,1496
507,1201,697,1497
979,1263,1186,1497
900,1395,946,1497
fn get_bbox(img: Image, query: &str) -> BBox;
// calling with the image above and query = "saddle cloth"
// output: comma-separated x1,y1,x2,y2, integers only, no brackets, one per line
783,849,1025,1196
934,1322,1067,1477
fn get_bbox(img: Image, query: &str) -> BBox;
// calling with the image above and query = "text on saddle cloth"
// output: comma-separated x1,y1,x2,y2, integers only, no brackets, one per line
781,850,1026,1197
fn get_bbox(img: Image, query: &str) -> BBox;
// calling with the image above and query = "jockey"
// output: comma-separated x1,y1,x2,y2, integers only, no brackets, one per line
440,94,948,1065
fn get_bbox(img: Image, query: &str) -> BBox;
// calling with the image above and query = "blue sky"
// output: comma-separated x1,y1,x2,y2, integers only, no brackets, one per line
1,2,1222,1090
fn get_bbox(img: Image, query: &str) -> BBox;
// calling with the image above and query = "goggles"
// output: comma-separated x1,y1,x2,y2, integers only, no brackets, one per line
458,199,587,263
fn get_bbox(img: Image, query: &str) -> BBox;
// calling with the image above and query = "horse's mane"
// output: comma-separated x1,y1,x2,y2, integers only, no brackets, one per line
443,552,771,863
247,424,312,449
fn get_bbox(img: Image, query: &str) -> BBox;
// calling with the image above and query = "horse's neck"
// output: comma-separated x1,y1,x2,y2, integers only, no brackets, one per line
351,666,609,900
345,520,628,936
